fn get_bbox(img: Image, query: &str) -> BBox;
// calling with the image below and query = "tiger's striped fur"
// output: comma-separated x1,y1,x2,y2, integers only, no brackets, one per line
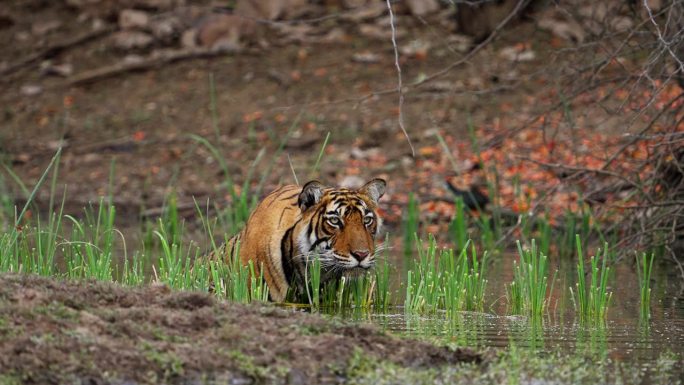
212,179,386,302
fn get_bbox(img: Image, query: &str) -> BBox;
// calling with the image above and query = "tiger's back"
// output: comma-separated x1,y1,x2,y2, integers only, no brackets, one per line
215,179,387,302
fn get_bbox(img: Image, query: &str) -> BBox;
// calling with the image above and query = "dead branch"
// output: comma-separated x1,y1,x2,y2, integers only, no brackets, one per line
67,47,248,86
0,26,115,78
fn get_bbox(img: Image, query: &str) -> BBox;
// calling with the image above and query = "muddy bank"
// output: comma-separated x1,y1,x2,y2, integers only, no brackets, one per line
0,274,482,384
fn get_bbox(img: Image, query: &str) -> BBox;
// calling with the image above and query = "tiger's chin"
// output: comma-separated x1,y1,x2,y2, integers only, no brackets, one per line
342,266,373,279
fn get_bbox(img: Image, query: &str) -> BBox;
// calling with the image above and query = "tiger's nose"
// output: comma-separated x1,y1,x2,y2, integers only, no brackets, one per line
351,250,370,261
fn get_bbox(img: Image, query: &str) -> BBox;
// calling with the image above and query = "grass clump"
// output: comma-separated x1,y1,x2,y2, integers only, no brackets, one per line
570,235,612,323
507,239,554,317
405,236,488,315
402,193,419,258
636,252,655,321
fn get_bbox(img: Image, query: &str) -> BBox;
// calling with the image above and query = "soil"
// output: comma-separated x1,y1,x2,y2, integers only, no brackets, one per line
0,273,482,384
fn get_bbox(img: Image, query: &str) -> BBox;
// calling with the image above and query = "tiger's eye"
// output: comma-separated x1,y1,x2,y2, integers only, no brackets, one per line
364,216,373,226
328,217,341,226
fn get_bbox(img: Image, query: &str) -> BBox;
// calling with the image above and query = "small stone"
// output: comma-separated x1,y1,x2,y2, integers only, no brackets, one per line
122,54,145,65
150,18,180,43
341,0,369,8
405,0,439,16
20,84,43,96
351,51,380,63
499,46,536,62
180,29,197,48
119,9,150,30
339,175,365,189
31,19,61,35
15,31,31,42
40,61,74,77
196,14,256,49
111,31,154,50
399,39,431,58
358,24,406,40
341,2,386,22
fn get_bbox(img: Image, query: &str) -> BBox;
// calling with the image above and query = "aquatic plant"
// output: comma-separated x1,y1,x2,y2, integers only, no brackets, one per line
306,253,322,309
508,239,554,317
636,251,655,320
405,236,488,315
402,192,420,257
570,235,612,323
373,244,392,311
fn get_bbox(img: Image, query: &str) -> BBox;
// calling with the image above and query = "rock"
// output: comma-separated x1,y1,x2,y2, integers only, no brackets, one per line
405,0,439,16
400,39,430,58
122,54,145,65
20,84,43,97
14,31,30,42
446,34,472,53
537,14,585,43
180,29,197,48
341,2,386,22
317,27,346,43
150,17,181,43
196,13,256,50
339,175,365,189
341,0,370,8
31,19,61,35
119,9,150,30
499,45,536,62
40,61,74,77
234,0,304,21
351,51,380,63
358,24,406,40
111,31,154,50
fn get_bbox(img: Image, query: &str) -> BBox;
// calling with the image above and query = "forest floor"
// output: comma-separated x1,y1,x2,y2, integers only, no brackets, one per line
3,0,679,239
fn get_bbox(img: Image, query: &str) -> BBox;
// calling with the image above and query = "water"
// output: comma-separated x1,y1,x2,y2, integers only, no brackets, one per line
336,254,684,367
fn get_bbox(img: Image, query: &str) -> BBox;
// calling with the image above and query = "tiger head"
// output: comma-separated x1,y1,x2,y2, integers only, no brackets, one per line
296,178,387,272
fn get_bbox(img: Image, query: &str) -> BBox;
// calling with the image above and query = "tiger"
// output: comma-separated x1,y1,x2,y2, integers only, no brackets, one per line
210,178,387,302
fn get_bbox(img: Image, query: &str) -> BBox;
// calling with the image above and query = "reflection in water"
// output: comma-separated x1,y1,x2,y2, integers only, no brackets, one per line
335,249,684,370
331,268,683,372
355,305,683,370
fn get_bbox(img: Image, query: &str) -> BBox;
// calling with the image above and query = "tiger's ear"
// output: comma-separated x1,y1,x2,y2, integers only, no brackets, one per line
298,180,325,211
360,178,386,204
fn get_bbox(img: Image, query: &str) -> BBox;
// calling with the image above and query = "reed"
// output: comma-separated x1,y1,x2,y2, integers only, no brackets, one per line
636,252,654,320
442,241,488,313
570,235,612,323
507,240,553,317
402,193,420,258
449,197,468,251
373,257,392,311
306,253,322,309
405,236,488,315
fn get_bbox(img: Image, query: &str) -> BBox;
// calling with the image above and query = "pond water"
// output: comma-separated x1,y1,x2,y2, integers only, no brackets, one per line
333,254,684,368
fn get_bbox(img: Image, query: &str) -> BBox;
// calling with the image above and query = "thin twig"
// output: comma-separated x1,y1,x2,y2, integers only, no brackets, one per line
385,0,414,157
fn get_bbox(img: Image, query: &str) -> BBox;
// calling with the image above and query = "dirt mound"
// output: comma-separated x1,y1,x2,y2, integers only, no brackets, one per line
0,274,482,384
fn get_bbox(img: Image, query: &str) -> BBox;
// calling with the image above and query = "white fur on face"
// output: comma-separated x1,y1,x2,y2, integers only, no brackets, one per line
296,224,312,255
